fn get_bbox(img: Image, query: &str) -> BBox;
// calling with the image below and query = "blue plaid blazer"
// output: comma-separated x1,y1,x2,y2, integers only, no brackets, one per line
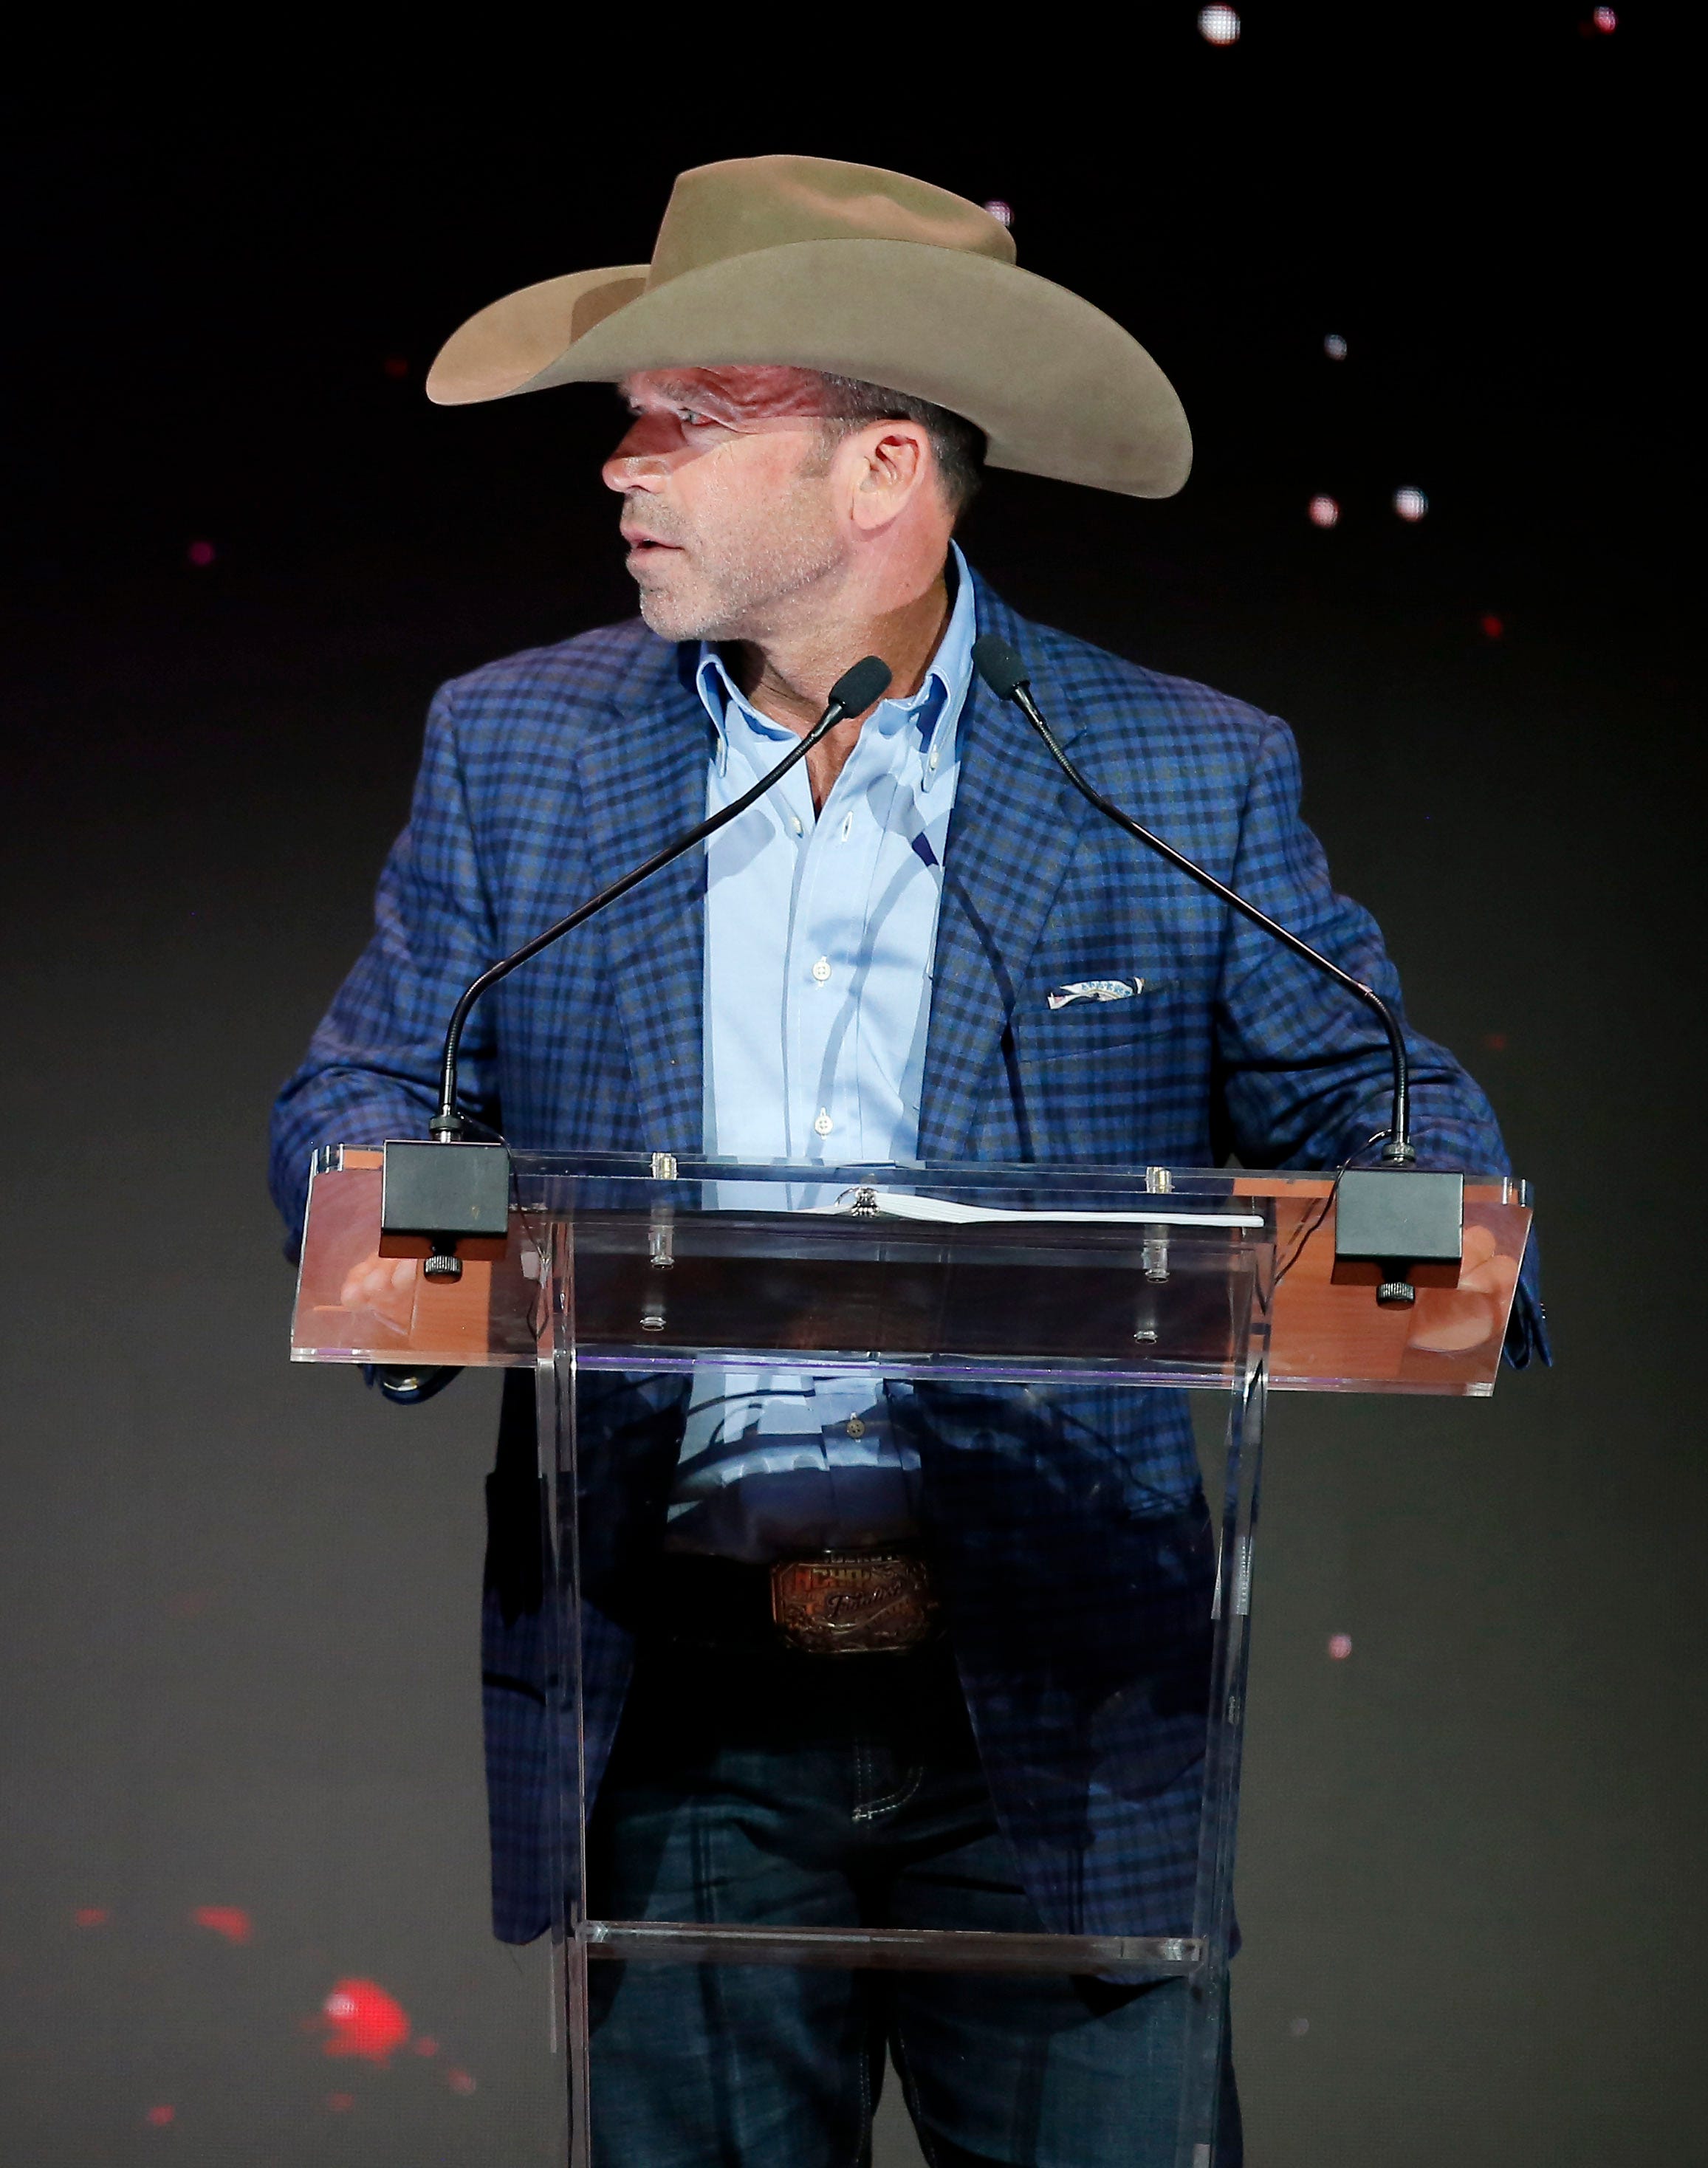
272,570,1545,1947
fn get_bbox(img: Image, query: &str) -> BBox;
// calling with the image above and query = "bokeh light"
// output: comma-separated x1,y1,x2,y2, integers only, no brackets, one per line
1289,2017,1311,2037
1198,5,1240,43
74,1907,110,1927
1308,495,1340,529
1593,6,1616,28
447,2068,478,2096
187,540,216,568
983,200,1012,227
1393,487,1429,522
1323,333,1348,360
191,1904,252,1944
321,1978,411,2065
144,2104,176,2127
382,356,408,379
1481,612,1504,639
1328,1633,1353,1660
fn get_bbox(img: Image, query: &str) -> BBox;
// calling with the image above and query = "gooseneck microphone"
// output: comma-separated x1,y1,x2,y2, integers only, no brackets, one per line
431,651,892,1143
972,634,1465,1305
380,654,893,1277
973,632,1413,1159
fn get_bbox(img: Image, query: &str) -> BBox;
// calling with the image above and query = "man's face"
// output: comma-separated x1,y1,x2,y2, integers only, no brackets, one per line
603,366,849,642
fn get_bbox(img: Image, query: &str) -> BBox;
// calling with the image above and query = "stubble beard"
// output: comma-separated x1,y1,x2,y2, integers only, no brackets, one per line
630,467,846,645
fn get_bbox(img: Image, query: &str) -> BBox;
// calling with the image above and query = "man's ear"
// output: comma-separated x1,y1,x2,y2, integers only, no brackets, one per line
847,422,931,533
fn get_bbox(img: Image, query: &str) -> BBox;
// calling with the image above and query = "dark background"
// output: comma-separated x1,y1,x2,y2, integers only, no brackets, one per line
2,13,1700,2162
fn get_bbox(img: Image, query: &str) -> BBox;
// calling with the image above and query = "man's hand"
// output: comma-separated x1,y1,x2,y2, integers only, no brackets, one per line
340,1252,419,1332
1407,1223,1521,1354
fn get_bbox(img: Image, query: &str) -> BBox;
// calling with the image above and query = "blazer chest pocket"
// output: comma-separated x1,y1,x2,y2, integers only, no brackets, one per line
1015,978,1176,1067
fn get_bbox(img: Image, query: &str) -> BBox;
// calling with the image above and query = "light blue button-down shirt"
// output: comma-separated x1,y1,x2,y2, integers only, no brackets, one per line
665,547,976,1562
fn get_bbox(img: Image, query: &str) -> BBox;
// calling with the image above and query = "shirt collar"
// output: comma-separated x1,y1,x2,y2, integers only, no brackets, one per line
695,542,975,787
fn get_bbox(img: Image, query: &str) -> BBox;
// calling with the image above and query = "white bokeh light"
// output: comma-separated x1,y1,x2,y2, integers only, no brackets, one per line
1198,6,1240,45
1324,333,1348,360
983,199,1012,227
1308,495,1340,529
1393,487,1429,522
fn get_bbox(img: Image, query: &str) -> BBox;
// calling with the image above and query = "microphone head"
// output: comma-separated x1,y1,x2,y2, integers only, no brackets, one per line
972,634,1030,701
829,654,892,716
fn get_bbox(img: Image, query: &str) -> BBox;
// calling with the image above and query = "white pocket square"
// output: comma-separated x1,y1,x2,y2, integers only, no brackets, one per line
1046,976,1144,1011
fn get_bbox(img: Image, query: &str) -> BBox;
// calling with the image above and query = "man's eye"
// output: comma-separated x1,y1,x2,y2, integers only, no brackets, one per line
682,411,716,428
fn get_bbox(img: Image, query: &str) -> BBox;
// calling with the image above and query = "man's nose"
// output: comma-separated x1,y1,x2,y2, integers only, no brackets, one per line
602,412,679,493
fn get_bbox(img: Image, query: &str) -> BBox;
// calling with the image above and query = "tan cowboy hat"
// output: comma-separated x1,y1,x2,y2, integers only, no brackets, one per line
425,154,1191,499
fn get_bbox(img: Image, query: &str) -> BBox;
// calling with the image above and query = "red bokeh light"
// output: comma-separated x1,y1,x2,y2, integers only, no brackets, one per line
191,1905,253,1944
1308,495,1340,529
145,2104,176,2127
383,356,409,379
74,1907,110,1928
1593,6,1616,28
326,2092,355,2113
1483,1032,1509,1052
1328,1633,1353,1661
1481,613,1504,639
321,1978,411,2065
414,2034,441,2056
187,540,216,567
447,2068,478,2096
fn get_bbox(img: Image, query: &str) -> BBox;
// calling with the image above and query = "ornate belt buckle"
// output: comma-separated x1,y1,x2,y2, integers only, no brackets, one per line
770,1552,937,1656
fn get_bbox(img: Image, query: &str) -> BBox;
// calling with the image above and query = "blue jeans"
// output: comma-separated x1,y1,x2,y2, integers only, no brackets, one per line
586,1634,1241,2167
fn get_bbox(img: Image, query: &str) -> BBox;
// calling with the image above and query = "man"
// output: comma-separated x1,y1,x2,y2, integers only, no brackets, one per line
272,156,1543,2167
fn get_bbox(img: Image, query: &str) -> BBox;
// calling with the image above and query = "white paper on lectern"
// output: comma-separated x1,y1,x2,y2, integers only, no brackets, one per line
840,1191,1263,1230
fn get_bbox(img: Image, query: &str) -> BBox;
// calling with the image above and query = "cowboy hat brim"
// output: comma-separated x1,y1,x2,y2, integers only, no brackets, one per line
426,239,1192,499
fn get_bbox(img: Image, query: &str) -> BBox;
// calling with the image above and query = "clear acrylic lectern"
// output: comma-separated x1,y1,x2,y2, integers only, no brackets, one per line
292,1149,1530,2167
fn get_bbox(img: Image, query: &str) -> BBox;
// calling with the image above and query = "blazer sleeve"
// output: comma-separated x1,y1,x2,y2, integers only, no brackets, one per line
268,684,503,1258
1214,715,1548,1368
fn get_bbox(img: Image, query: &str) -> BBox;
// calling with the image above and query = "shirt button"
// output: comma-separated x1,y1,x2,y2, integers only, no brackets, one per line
846,1415,865,1438
929,747,940,769
812,957,831,984
789,813,803,834
814,1109,834,1136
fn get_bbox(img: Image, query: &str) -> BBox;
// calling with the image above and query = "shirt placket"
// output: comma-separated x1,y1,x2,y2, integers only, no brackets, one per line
793,724,904,1159
766,753,815,1161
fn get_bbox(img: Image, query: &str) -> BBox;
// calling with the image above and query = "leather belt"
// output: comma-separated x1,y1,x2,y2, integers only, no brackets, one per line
648,1551,939,1656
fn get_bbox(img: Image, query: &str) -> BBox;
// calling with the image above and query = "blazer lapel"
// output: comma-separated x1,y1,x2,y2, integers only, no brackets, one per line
918,587,1097,1160
570,589,1093,1164
574,648,710,1153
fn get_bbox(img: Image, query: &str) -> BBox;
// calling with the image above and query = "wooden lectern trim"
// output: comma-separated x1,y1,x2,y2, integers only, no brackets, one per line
291,1156,1529,1391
